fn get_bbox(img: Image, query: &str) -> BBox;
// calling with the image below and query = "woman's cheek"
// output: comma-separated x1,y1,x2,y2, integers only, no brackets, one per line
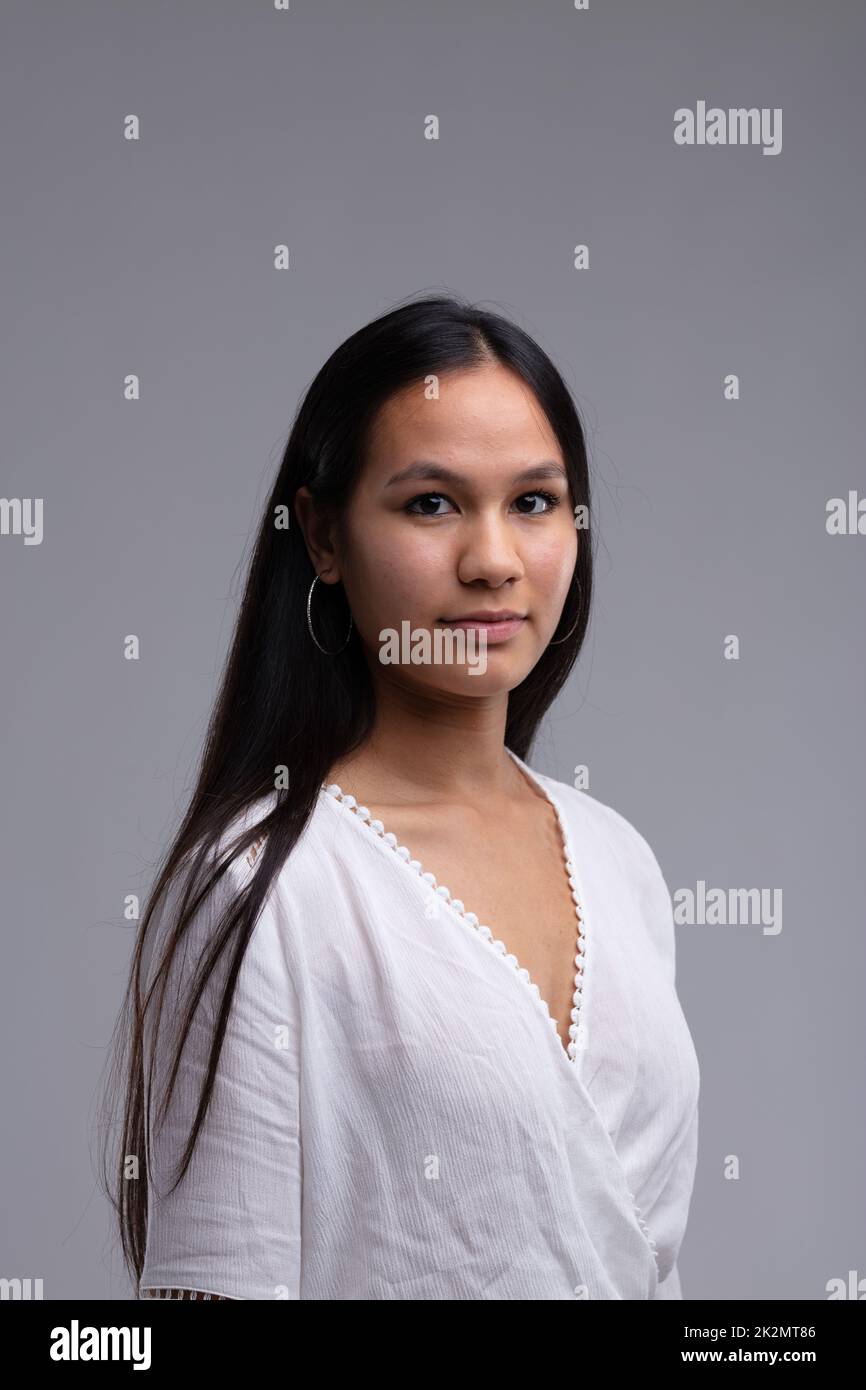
367,543,447,616
531,532,577,597
348,556,437,638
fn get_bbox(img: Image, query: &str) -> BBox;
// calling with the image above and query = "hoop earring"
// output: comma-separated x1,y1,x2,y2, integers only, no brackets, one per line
306,574,353,655
548,577,582,646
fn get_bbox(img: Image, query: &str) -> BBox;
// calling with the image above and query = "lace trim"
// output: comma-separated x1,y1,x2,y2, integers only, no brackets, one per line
629,1198,661,1262
320,753,588,1063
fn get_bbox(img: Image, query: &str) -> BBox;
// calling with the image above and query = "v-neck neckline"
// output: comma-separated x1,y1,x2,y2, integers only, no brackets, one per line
320,747,592,1079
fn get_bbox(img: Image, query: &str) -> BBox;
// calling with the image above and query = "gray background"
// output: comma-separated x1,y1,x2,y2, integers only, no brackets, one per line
1,0,863,1300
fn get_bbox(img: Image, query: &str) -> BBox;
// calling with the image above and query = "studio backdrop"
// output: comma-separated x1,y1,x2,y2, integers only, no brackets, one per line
0,0,863,1303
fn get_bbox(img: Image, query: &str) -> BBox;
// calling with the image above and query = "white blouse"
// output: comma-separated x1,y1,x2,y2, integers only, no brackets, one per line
139,749,700,1301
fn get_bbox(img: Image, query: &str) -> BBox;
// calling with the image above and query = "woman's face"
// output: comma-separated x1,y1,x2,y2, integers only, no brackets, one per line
310,361,578,697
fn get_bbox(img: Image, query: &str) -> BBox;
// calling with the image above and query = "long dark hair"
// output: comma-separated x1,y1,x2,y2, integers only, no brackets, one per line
99,291,595,1291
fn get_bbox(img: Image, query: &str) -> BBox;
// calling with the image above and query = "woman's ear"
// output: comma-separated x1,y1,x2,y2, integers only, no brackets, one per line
293,486,342,584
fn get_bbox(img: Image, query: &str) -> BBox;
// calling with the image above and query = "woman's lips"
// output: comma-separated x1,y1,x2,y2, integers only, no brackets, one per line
437,616,526,642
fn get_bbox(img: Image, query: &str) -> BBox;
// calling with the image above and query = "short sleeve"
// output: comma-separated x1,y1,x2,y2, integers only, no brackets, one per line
139,857,301,1300
591,795,680,984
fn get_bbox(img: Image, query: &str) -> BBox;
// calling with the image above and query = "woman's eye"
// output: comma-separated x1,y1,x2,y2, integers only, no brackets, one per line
404,490,563,518
513,490,563,515
404,493,454,517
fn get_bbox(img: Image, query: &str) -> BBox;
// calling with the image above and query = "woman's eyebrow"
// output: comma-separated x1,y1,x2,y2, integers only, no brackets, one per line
384,460,568,488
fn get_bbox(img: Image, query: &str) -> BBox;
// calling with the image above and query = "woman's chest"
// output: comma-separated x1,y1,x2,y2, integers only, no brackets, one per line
305,789,696,1131
358,798,586,1056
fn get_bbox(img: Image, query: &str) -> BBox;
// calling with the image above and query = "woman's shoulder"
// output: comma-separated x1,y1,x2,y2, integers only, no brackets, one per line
519,757,679,972
518,755,667,882
216,785,383,912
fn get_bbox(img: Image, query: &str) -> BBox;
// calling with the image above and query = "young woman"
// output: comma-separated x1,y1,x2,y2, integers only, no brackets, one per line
103,294,700,1300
